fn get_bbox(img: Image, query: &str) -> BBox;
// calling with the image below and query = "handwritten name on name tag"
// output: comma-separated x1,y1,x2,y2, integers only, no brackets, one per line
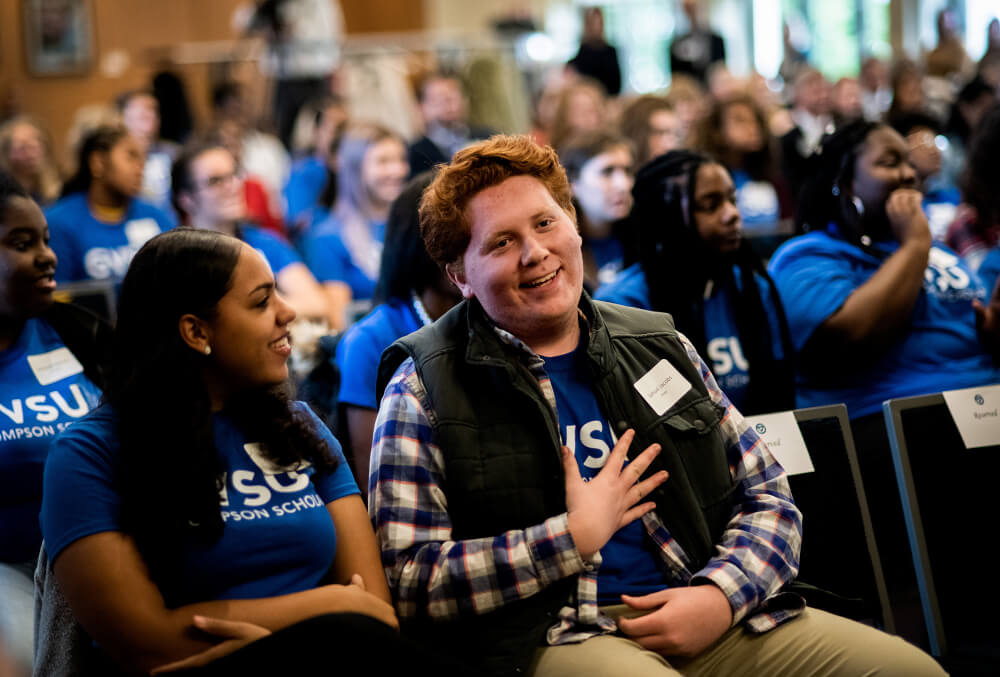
633,360,692,416
744,411,814,476
27,348,84,386
941,384,1000,449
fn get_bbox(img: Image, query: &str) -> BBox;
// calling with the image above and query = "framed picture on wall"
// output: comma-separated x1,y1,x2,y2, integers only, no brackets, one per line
22,0,94,76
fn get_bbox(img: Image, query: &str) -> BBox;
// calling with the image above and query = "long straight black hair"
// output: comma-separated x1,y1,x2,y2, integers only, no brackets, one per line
631,150,794,415
108,228,336,604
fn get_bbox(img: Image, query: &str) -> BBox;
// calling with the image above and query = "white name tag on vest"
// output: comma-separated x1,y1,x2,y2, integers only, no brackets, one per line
744,411,814,476
27,348,84,386
633,360,692,416
941,384,1000,449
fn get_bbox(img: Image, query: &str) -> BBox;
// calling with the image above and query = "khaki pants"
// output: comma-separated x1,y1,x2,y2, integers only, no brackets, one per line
528,607,946,676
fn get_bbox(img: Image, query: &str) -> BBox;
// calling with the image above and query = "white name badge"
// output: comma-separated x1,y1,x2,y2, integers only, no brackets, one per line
941,384,1000,449
745,411,814,476
124,218,160,246
633,360,692,416
27,348,84,386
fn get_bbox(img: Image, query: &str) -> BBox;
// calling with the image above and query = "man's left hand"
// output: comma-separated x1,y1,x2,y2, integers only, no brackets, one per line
617,584,733,657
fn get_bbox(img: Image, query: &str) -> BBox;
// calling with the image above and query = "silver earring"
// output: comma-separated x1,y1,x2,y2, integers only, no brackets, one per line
204,345,212,356
851,195,865,216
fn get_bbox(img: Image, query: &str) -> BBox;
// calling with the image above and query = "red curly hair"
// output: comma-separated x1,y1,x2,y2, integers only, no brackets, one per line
419,135,576,269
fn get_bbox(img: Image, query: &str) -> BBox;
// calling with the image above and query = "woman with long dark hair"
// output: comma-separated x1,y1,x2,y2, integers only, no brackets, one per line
595,150,793,415
45,123,174,284
38,229,436,675
0,171,105,674
769,120,999,420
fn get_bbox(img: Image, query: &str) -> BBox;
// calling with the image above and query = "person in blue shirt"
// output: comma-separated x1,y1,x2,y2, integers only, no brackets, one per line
769,120,1000,420
171,141,332,326
335,171,461,487
558,131,633,291
597,150,794,415
37,228,459,676
769,121,1000,646
691,95,790,233
45,124,174,285
301,123,409,330
0,171,106,674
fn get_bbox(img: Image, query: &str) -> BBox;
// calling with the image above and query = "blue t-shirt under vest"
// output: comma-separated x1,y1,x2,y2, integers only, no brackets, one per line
595,263,785,412
41,402,358,606
542,347,666,604
46,193,173,284
336,298,423,410
0,318,102,562
239,224,301,276
768,230,1000,417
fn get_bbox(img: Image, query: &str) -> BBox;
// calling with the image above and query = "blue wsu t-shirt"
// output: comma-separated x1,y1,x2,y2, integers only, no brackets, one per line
596,263,785,411
542,347,665,604
0,318,102,562
41,402,358,605
769,230,1000,417
46,193,173,284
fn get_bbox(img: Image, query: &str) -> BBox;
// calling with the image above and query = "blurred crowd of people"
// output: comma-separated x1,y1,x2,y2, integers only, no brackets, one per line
3,2,1000,674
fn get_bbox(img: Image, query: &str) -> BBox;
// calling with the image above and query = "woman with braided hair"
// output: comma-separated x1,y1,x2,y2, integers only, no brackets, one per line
596,150,794,415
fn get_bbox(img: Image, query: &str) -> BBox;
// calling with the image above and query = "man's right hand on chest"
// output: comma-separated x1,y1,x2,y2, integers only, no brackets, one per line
563,429,669,559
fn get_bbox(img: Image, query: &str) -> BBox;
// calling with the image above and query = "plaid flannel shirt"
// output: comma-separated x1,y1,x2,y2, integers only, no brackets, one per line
369,323,804,645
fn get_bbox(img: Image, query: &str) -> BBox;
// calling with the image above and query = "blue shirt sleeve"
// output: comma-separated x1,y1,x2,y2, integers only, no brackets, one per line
41,408,121,563
767,236,859,352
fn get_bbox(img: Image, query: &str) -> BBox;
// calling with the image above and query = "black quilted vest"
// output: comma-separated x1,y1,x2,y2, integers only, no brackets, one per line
377,295,736,676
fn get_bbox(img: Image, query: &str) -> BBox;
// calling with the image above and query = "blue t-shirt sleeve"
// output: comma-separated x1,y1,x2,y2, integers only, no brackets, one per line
334,323,383,410
40,410,121,562
768,240,859,352
293,402,359,502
